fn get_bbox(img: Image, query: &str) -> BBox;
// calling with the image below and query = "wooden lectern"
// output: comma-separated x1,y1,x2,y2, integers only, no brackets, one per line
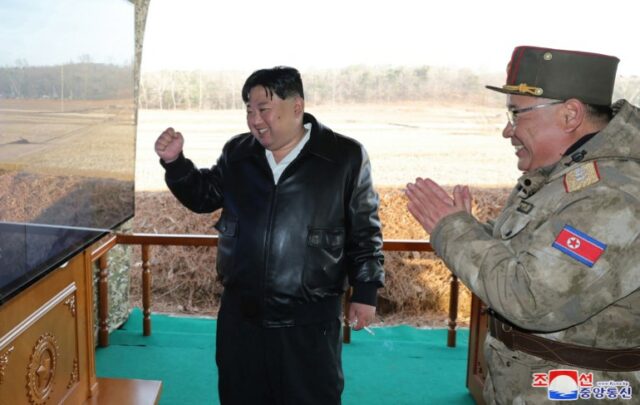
0,246,161,404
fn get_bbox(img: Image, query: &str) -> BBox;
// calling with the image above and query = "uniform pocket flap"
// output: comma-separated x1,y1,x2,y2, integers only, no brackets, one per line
499,213,531,240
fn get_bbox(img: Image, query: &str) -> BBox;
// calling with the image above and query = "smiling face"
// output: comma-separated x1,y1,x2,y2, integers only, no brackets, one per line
245,85,305,158
503,95,574,172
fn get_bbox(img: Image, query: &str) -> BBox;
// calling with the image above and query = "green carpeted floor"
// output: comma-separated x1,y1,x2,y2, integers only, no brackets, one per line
95,308,475,405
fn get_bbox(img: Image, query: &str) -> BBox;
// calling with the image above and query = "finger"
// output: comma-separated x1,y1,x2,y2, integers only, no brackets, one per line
154,139,168,152
405,183,426,207
406,184,440,232
164,127,175,137
351,314,366,330
155,136,175,152
161,128,182,142
405,185,432,223
156,135,170,147
412,180,453,214
452,185,473,213
356,305,376,328
413,179,453,210
407,200,435,232
407,181,435,207
463,186,472,213
359,311,373,328
423,179,454,206
347,307,361,330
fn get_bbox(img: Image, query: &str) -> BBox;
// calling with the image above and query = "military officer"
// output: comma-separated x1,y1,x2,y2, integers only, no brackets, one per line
406,46,640,403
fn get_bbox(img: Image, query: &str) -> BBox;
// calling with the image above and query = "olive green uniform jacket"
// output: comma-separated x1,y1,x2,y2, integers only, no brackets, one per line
432,100,640,404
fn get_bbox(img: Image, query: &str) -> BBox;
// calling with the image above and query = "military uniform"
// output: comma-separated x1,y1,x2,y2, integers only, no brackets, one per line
426,44,640,404
432,100,640,403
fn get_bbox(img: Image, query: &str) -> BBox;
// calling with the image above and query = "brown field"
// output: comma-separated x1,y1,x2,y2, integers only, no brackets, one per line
131,104,517,326
0,98,135,180
0,98,136,233
136,103,520,192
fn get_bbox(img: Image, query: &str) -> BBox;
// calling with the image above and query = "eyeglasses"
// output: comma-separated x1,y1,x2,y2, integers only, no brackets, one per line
506,100,564,128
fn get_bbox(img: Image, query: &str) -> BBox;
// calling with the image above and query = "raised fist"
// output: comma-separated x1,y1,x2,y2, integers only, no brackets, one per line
155,127,184,163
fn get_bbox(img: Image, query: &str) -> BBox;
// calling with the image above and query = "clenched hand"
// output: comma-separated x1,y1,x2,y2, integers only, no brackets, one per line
155,127,184,163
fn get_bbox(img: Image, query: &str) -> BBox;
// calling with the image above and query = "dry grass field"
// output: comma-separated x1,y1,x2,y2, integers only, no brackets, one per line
136,103,520,192
0,99,135,228
0,98,135,180
131,103,517,326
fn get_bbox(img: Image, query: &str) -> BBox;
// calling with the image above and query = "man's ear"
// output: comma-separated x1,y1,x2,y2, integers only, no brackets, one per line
294,96,305,116
562,98,586,133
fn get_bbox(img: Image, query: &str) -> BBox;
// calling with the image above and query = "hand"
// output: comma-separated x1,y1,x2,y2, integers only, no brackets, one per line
405,178,472,234
348,302,376,330
155,127,184,163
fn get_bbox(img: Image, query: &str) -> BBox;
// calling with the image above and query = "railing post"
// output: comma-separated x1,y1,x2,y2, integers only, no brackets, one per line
111,235,441,346
447,274,459,347
98,255,110,347
142,244,152,336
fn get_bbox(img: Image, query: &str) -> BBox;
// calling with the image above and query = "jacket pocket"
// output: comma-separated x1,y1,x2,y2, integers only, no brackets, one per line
303,227,347,292
498,212,532,240
214,215,238,285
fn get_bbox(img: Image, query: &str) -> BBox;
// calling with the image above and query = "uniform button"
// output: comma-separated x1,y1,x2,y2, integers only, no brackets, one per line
524,179,532,186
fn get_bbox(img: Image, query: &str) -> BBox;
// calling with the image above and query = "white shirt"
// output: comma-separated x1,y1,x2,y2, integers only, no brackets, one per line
265,123,312,184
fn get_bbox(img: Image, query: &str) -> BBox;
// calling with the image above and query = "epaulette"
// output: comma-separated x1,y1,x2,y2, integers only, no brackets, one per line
563,161,600,193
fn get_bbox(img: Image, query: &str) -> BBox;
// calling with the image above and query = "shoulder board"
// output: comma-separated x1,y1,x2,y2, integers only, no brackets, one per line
563,161,600,193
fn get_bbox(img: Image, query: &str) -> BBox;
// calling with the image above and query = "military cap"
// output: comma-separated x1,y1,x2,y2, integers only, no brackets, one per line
486,46,619,106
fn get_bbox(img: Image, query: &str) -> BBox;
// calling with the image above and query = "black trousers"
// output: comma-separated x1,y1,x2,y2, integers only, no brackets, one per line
215,308,344,405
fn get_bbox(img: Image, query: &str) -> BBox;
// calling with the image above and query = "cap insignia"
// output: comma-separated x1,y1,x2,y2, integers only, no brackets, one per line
502,83,544,96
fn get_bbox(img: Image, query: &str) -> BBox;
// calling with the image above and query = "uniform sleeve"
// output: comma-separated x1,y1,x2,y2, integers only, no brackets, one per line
432,188,640,332
161,150,225,214
345,146,385,300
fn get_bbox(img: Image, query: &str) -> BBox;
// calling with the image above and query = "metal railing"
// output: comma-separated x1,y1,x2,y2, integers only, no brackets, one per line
91,234,460,348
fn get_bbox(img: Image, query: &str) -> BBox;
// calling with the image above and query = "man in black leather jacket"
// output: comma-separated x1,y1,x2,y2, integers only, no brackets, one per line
155,66,384,405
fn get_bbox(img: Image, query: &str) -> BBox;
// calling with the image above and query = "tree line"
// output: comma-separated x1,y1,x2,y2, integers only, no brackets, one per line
139,65,507,110
3,63,637,108
0,61,133,100
139,65,640,110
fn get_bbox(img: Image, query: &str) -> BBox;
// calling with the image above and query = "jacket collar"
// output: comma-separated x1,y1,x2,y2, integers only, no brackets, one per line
302,112,337,162
227,133,263,162
516,99,640,198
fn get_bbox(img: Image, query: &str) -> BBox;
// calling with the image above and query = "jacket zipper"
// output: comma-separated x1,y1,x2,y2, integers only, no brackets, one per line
259,150,305,322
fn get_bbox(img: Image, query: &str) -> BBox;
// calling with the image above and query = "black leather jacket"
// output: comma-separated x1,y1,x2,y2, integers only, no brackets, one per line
162,113,384,326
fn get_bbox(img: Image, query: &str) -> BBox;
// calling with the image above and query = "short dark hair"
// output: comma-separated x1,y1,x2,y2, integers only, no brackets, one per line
241,66,304,103
585,103,613,123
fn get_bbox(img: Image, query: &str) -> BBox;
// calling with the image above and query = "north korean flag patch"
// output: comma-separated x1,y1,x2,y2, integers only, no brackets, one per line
552,225,606,267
